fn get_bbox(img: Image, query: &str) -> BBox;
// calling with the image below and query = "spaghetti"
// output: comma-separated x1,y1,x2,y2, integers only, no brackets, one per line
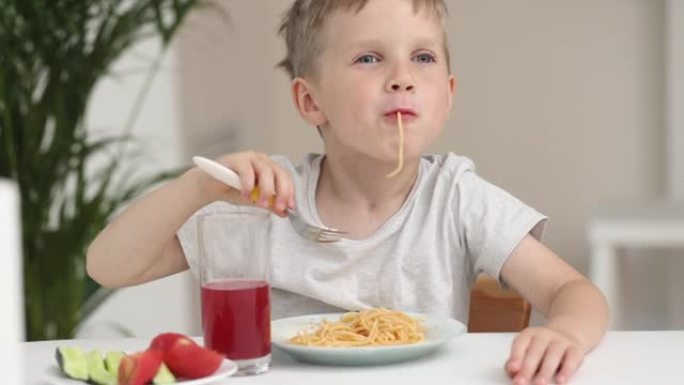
385,112,405,178
288,308,425,347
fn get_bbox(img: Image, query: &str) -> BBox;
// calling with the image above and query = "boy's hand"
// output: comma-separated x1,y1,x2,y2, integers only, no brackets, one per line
195,151,295,217
505,326,585,385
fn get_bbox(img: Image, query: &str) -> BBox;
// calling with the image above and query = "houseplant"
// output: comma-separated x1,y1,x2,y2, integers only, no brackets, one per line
0,0,211,340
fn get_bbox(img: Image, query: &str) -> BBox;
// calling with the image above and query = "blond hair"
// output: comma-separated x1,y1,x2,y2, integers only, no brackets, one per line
278,0,450,79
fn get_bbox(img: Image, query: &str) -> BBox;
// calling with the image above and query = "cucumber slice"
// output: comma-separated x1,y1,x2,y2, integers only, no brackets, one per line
152,362,176,384
104,351,125,376
55,346,88,381
86,350,117,385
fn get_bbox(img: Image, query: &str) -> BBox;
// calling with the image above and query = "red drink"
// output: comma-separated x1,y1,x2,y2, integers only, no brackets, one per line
201,279,271,360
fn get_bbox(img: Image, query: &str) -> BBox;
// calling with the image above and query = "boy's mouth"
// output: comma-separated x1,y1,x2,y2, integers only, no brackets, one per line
383,108,418,119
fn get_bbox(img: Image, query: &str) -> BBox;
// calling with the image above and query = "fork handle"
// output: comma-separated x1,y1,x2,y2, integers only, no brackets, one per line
192,156,275,206
193,156,242,190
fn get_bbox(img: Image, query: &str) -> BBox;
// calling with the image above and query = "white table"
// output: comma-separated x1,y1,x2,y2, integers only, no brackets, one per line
25,331,683,384
588,202,684,329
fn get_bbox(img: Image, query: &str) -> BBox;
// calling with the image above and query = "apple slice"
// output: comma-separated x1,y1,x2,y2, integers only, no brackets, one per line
118,350,163,385
149,332,195,353
164,339,224,379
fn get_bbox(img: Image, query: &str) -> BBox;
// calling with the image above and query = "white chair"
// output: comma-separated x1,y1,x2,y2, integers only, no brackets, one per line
589,202,684,329
0,178,24,383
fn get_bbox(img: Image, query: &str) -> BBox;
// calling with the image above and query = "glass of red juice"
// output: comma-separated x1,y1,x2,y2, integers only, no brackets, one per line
197,211,271,375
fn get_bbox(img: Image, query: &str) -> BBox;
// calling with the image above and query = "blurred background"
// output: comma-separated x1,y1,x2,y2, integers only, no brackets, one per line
1,0,683,343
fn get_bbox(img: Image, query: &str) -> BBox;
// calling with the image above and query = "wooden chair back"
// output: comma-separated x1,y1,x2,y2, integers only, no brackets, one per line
468,275,531,332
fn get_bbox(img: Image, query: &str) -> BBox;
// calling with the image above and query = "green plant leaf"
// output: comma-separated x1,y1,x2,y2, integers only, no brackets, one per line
1,0,204,340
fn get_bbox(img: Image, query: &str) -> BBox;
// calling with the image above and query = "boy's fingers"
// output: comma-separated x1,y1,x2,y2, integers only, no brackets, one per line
507,331,532,376
221,158,256,198
555,346,584,384
515,337,547,384
533,342,565,385
251,158,276,206
272,165,294,215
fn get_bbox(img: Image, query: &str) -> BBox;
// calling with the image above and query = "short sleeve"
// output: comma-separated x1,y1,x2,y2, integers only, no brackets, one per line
454,171,547,285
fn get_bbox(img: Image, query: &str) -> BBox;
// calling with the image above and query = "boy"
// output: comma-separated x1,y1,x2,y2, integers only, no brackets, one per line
87,0,608,384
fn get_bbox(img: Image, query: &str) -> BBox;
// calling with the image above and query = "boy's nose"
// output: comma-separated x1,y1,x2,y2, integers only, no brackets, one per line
388,82,415,92
386,71,415,92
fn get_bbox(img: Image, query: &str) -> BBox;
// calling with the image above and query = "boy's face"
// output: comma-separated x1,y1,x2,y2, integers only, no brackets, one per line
299,0,455,165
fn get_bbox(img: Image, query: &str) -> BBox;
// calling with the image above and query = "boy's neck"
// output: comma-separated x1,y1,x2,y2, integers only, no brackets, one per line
315,152,419,238
319,152,419,206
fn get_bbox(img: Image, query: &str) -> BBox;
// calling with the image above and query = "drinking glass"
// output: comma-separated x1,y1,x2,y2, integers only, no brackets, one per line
197,211,271,375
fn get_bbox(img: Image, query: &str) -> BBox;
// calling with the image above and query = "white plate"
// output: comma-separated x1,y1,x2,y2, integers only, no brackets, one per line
271,312,466,366
164,359,238,385
46,358,238,385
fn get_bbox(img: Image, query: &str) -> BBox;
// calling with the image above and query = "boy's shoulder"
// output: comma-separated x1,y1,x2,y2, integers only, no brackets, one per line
421,152,477,181
422,152,475,168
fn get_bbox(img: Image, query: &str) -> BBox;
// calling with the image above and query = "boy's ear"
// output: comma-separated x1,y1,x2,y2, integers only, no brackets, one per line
446,74,457,110
291,77,328,127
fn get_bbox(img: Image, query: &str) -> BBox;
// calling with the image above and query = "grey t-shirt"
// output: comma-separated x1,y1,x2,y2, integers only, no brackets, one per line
178,153,546,324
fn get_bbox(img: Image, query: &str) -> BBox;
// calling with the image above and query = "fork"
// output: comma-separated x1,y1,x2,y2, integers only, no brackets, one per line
192,156,346,243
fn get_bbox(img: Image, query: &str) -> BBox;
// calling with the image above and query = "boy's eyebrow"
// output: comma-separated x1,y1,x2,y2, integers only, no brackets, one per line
343,37,444,52
339,38,384,51
412,38,444,51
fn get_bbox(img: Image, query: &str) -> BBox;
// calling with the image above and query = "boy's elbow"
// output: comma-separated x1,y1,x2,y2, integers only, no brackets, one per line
86,244,120,289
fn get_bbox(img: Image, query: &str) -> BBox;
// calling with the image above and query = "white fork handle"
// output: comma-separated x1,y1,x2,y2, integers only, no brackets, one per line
192,156,243,191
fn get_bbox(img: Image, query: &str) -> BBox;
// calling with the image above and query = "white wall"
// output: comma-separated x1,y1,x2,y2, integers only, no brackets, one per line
78,39,200,338
446,0,665,273
443,1,673,330
175,1,324,161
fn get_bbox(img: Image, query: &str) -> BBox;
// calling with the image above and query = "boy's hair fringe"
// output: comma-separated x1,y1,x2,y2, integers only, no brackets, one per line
278,0,449,79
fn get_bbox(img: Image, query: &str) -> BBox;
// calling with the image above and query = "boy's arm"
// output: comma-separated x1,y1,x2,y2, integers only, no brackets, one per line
87,152,295,288
499,234,609,385
86,168,217,288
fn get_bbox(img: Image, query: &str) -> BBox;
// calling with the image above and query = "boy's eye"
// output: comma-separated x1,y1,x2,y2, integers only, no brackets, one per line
355,54,379,64
414,53,436,63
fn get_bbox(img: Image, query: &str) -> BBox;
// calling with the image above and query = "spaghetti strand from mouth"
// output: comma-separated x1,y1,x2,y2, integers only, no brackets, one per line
385,112,404,178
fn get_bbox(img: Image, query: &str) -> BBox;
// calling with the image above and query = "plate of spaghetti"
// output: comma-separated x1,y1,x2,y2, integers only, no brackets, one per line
271,308,466,366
